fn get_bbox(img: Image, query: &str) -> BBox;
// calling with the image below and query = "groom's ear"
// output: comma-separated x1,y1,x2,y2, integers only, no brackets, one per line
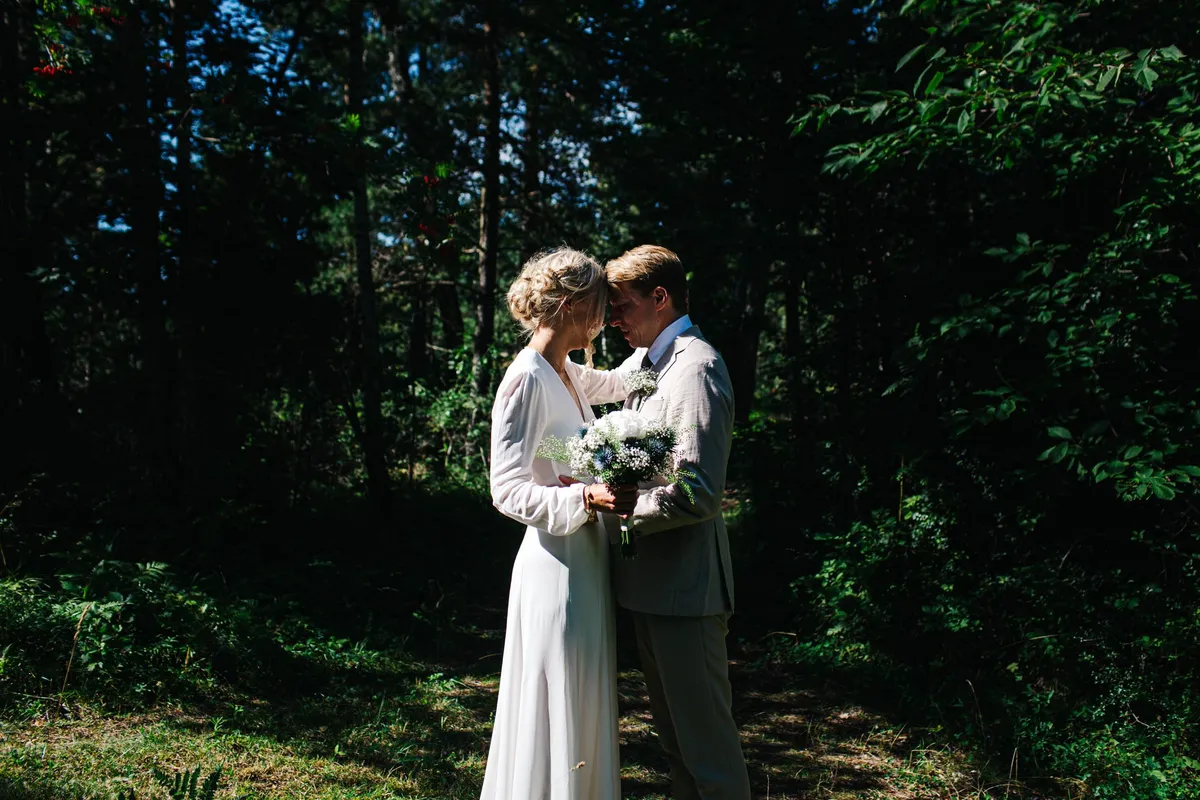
652,286,670,311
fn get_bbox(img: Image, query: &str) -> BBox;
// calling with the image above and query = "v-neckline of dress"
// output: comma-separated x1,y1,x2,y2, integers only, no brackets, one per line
527,348,586,422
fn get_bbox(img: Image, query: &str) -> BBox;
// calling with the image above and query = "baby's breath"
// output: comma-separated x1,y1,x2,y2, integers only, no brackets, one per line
624,368,659,397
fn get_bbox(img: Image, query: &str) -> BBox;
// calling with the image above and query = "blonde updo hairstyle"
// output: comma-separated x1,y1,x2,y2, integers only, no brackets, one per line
507,247,608,366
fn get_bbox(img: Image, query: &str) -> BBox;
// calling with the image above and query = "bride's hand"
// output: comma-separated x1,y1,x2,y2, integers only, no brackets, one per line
591,483,637,516
560,476,637,516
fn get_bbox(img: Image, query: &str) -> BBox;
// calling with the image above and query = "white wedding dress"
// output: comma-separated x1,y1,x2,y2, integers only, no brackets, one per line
481,348,630,800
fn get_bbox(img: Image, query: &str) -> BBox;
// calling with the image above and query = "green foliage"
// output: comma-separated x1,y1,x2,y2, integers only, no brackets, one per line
0,562,254,712
785,1,1200,796
8,0,1200,796
151,766,233,800
77,766,239,800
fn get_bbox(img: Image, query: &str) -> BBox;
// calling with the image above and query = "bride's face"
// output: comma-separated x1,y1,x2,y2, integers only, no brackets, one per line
562,290,606,347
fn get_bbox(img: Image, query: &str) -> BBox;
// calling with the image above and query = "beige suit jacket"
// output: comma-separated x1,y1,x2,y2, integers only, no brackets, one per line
611,325,736,617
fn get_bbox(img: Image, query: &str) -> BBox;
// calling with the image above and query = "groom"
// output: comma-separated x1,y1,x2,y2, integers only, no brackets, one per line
606,245,751,800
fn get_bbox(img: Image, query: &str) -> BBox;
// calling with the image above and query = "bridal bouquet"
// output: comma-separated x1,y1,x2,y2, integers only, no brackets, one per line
538,409,694,558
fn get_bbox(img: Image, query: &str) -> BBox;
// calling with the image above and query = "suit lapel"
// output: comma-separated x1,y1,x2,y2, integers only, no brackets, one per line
653,326,701,383
630,326,704,414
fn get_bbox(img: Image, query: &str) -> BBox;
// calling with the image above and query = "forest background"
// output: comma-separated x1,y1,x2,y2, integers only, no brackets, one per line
2,1,1199,797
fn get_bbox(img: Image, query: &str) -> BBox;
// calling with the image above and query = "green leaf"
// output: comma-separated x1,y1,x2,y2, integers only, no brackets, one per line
869,100,888,122
1049,442,1069,463
1152,485,1176,501
896,43,926,72
1047,426,1072,440
913,63,934,95
956,109,971,134
1135,65,1159,90
1016,232,1031,247
1124,445,1144,459
1096,66,1118,92
983,247,1007,257
924,71,945,96
1159,45,1184,61
1177,465,1200,477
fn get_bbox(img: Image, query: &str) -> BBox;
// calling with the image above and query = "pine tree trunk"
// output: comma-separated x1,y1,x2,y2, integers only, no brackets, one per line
472,16,501,396
348,0,390,519
170,0,196,493
729,263,768,424
521,63,541,263
0,6,60,486
126,8,172,481
434,281,465,353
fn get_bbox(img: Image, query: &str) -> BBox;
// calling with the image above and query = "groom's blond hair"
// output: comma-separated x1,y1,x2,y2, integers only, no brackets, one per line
605,245,689,313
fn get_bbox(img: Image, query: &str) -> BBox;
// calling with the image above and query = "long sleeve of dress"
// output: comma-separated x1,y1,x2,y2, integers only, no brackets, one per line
571,354,638,405
490,369,590,536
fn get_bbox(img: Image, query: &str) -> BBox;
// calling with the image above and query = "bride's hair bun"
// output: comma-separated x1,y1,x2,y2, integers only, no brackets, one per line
506,247,606,334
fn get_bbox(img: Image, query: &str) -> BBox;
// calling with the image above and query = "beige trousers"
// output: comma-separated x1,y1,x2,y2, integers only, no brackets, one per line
632,611,752,800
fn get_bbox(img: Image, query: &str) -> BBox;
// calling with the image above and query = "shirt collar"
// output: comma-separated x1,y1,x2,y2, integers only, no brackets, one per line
647,314,694,366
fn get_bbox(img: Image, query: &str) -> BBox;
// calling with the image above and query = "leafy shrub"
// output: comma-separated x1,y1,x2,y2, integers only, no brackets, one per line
0,561,253,712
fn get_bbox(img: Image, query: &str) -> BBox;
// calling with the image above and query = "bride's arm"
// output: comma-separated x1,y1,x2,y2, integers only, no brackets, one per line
489,370,591,536
572,351,642,405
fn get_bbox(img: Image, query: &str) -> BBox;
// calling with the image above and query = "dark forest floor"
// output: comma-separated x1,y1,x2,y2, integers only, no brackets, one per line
0,600,1042,800
0,488,1057,799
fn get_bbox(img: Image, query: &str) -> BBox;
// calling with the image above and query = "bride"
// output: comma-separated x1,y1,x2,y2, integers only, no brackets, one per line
482,248,635,800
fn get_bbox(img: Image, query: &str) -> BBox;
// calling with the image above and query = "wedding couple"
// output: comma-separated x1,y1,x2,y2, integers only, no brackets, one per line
482,245,750,800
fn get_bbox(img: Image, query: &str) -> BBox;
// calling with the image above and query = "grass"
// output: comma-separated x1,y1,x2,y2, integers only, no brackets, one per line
0,601,1054,800
0,485,1063,800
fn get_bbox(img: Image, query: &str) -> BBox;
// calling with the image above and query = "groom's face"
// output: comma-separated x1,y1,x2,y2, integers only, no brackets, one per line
608,282,659,349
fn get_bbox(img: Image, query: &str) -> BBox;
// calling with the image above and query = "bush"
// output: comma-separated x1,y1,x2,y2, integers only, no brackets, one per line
0,561,251,713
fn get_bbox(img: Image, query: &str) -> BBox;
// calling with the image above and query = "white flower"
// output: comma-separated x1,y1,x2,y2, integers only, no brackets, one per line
624,368,659,397
617,445,652,474
597,409,647,441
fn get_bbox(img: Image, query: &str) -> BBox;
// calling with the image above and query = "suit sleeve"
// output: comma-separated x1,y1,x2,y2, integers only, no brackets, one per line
489,370,591,536
571,351,642,405
627,358,733,536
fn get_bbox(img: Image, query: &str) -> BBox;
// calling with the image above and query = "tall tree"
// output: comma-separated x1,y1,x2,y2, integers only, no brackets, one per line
472,10,501,395
348,0,390,518
170,0,196,492
125,6,172,479
0,6,61,491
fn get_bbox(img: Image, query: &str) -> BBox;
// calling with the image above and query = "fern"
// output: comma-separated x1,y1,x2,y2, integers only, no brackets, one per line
80,766,243,800
151,766,225,800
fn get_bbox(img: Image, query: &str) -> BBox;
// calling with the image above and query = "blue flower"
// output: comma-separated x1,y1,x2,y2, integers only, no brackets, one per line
577,425,590,439
593,445,616,472
644,437,668,456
